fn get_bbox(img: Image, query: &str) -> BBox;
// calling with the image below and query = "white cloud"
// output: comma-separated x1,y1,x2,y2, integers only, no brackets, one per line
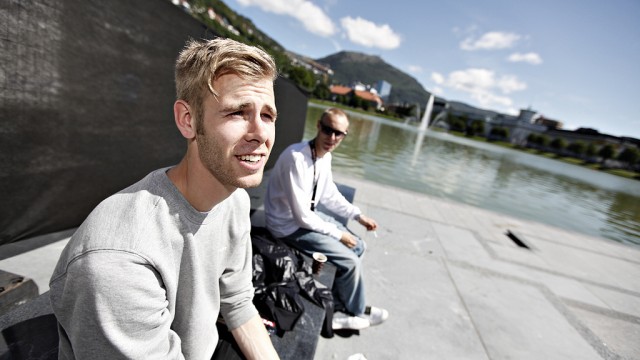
432,86,445,96
431,72,445,85
340,16,401,50
474,92,513,108
330,38,342,52
562,122,579,131
236,0,337,37
460,31,521,51
505,107,519,116
497,75,527,93
447,68,495,91
436,68,527,108
507,52,543,65
408,65,423,73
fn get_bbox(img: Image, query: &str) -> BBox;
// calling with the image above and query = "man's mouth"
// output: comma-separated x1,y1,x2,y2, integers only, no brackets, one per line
239,154,263,163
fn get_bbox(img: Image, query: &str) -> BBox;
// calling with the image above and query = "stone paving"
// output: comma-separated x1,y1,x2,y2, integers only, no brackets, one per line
314,173,640,360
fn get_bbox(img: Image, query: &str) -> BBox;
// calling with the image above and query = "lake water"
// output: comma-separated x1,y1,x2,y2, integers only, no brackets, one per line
303,104,640,247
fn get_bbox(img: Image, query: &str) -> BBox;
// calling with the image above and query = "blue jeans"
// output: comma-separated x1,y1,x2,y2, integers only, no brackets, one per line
281,211,366,316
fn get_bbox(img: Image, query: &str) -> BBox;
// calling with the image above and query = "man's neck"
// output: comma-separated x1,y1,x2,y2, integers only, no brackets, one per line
312,137,328,158
167,154,234,212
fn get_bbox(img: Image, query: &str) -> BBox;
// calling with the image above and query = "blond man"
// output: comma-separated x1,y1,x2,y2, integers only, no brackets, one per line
50,38,280,359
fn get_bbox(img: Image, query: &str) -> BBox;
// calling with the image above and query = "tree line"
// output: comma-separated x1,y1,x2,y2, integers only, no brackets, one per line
447,114,639,171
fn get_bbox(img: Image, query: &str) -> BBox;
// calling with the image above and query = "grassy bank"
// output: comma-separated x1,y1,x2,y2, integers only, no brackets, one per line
447,130,640,180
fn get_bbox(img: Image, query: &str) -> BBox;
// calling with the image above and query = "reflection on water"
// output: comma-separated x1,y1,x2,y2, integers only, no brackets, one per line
304,105,640,246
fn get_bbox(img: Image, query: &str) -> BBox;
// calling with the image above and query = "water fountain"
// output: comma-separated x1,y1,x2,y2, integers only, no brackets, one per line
418,94,434,132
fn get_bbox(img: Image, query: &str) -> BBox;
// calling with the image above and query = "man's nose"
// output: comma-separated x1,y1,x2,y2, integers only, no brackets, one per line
247,114,269,142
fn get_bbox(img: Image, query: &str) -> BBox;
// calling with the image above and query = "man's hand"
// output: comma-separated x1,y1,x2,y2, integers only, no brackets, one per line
357,214,378,231
340,232,358,249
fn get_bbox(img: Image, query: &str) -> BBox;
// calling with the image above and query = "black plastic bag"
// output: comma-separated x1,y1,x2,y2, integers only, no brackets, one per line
254,281,304,333
251,227,334,335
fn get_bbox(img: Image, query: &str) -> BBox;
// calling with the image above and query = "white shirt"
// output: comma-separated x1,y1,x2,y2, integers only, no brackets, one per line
265,141,361,239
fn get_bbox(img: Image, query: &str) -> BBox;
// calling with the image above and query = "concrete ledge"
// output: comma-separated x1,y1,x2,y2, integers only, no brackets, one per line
0,291,56,358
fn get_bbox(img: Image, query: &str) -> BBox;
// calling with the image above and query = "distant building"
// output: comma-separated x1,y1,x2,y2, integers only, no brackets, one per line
351,81,367,91
518,108,539,123
353,89,383,110
534,116,563,130
484,109,638,153
329,85,383,110
487,111,546,145
329,85,351,97
173,0,190,11
374,80,392,102
286,52,334,82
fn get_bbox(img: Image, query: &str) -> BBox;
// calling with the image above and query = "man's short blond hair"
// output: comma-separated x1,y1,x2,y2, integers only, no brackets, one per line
320,107,348,123
175,37,278,128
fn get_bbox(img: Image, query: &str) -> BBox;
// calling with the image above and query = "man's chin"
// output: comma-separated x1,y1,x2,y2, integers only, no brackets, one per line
235,173,264,189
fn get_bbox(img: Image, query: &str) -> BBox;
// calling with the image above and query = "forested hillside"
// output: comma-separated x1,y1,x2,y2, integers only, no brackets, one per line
316,51,431,106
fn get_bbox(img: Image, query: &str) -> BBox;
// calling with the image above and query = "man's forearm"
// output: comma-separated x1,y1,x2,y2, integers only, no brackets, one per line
231,314,280,360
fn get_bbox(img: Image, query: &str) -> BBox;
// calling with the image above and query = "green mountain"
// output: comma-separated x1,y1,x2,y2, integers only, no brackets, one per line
316,51,431,106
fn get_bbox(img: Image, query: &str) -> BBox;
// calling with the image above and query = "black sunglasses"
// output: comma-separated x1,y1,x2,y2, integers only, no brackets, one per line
319,122,348,139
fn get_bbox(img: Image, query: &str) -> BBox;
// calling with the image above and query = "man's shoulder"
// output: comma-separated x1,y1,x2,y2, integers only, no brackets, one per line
228,188,250,209
283,140,308,154
277,141,309,163
92,170,168,221
55,169,172,258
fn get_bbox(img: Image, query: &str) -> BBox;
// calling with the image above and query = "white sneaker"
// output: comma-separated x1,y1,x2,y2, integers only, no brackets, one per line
332,312,370,330
364,306,388,326
347,354,368,360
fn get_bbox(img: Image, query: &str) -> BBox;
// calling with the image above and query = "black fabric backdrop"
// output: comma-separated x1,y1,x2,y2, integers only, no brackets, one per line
0,0,307,245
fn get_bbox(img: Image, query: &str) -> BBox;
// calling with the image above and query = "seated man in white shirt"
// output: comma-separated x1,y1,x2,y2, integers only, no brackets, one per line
264,107,388,330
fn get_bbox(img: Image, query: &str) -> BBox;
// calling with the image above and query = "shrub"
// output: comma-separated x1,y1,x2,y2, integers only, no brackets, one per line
618,147,640,165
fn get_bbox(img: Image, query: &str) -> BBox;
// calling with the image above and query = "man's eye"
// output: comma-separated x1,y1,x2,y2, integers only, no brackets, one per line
262,113,276,123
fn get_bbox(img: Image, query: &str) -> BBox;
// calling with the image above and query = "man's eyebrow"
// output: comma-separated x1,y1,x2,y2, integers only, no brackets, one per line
220,102,249,114
220,103,276,118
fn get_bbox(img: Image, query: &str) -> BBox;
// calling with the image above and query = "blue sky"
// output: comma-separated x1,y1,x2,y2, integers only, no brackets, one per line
225,0,640,139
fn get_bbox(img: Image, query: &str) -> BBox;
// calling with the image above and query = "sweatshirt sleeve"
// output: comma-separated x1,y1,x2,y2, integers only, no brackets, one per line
49,251,185,360
218,229,258,330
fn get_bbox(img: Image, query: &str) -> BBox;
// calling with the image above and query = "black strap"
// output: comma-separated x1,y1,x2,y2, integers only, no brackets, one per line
309,139,318,211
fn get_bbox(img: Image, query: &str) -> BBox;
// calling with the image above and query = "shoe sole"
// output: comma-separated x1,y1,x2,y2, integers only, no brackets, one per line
332,325,370,330
332,322,370,330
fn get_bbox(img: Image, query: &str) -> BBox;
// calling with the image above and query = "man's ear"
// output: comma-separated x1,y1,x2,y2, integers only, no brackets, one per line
174,100,196,139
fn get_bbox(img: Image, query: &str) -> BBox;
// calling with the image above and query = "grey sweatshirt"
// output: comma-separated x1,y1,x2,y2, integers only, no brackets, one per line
49,168,257,359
